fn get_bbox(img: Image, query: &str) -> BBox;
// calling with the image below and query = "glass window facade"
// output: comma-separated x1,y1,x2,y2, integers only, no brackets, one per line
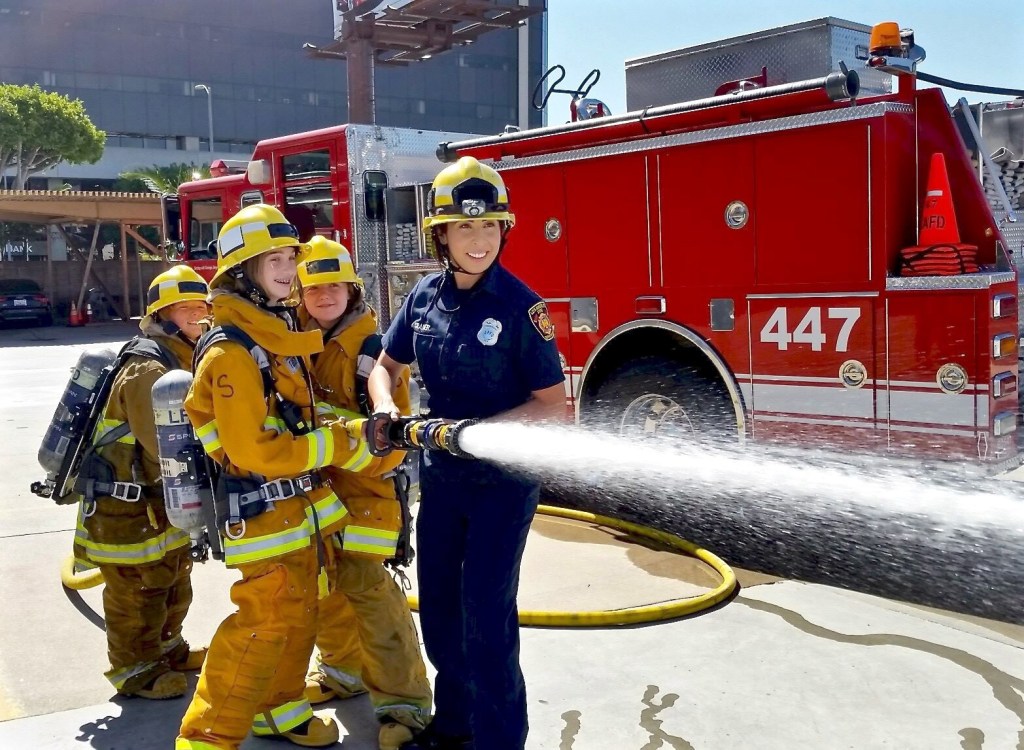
0,0,546,176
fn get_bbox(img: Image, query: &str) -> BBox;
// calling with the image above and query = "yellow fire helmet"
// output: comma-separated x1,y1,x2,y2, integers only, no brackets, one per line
297,235,362,288
143,264,209,325
422,156,515,232
212,203,309,284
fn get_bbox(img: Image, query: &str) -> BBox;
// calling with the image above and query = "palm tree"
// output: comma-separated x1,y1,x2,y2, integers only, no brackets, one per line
117,163,211,195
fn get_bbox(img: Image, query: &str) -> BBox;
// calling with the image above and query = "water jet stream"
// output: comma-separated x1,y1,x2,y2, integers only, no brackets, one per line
455,423,1024,625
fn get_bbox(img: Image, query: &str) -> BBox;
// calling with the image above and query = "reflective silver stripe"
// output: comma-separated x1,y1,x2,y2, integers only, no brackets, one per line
94,418,136,445
195,420,221,453
252,699,313,734
222,523,311,566
106,659,161,689
320,662,362,688
78,527,190,565
263,416,288,434
374,702,431,720
303,428,333,471
342,526,399,555
309,493,347,529
337,438,371,471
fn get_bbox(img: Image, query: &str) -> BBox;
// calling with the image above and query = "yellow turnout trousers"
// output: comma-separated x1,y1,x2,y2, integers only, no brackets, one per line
177,546,319,749
100,546,194,693
313,544,431,728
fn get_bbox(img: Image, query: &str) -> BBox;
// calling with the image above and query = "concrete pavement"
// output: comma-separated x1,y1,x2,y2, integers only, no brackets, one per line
1,321,1022,749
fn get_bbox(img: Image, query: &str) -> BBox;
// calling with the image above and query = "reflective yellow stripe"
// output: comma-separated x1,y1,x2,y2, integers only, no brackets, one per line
337,439,371,472
252,698,314,735
195,420,221,453
106,659,161,689
308,492,348,530
77,526,189,565
263,416,288,434
94,418,136,445
176,740,223,750
303,428,334,471
315,401,340,418
342,525,400,556
222,523,311,566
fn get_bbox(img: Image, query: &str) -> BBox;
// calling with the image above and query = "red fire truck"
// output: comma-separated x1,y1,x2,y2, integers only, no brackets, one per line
171,18,1022,467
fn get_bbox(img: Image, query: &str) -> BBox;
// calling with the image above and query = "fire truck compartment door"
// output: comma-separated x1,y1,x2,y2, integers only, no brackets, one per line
500,163,568,295
883,293,980,445
746,295,879,445
754,121,871,286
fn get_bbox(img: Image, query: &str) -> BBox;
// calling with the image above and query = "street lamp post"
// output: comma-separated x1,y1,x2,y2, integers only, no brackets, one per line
193,84,214,153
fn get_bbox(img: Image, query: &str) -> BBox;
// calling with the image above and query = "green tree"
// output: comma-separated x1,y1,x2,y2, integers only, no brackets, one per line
118,163,211,195
0,84,105,189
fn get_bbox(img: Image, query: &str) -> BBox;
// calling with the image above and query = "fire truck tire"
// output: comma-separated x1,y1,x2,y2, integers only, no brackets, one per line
585,355,735,440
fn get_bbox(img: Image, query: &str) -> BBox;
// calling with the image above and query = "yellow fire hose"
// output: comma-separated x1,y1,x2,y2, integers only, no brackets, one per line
60,506,738,626
406,505,737,627
60,553,104,591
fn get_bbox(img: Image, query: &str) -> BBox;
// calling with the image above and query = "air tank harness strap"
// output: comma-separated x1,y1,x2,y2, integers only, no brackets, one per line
218,471,326,529
76,420,144,516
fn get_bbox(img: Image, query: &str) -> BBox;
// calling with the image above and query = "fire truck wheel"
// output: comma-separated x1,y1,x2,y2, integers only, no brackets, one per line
586,355,735,441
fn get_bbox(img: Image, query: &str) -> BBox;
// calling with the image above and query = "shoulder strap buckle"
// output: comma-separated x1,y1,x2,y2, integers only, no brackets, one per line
109,481,143,502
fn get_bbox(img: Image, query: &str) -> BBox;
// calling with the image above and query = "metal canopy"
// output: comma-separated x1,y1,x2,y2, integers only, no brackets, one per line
307,1,543,124
0,190,163,224
316,0,541,65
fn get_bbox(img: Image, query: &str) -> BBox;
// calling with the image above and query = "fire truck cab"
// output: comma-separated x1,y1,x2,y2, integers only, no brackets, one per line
170,18,1022,468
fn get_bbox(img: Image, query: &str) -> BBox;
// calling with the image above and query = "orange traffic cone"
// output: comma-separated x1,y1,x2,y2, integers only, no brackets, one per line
919,152,960,245
68,301,82,327
898,152,979,277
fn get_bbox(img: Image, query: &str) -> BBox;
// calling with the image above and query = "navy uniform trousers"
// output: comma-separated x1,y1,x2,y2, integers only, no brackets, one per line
416,453,539,750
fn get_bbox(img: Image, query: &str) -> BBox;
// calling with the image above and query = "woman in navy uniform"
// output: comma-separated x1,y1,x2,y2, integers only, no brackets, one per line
368,156,565,750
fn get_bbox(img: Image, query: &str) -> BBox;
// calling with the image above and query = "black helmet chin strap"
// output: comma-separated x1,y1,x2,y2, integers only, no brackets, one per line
230,266,272,309
156,318,199,349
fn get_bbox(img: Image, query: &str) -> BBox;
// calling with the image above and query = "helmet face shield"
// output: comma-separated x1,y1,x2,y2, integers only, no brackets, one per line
143,265,209,327
213,204,308,284
297,235,361,287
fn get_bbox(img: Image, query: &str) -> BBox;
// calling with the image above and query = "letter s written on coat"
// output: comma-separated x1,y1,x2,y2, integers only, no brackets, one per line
216,374,235,398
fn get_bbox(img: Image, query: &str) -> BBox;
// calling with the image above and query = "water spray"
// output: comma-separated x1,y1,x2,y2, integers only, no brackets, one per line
367,415,478,458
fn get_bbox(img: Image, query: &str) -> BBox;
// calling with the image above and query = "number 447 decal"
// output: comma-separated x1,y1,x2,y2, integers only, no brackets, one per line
759,307,862,352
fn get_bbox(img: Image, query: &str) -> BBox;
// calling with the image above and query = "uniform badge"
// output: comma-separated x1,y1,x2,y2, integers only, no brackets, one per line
528,301,555,341
284,356,301,373
477,318,503,346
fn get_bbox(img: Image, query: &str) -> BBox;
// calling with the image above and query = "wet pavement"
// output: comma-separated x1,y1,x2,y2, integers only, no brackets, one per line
1,321,1022,749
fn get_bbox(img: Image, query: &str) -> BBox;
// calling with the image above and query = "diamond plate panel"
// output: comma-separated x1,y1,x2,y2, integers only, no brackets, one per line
625,17,891,111
347,125,473,325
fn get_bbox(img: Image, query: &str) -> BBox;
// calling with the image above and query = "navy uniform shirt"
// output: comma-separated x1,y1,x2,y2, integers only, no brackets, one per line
383,264,564,422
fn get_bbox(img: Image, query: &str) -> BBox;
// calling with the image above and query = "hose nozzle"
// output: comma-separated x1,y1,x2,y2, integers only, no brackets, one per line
369,415,478,458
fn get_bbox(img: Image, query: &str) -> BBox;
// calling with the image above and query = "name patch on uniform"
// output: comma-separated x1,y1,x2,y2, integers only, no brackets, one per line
477,317,503,346
528,301,555,341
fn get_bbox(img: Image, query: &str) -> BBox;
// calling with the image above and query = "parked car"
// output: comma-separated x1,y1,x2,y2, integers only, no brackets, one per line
0,279,53,326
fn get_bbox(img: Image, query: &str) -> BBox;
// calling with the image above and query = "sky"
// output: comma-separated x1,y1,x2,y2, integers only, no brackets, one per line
544,0,1023,118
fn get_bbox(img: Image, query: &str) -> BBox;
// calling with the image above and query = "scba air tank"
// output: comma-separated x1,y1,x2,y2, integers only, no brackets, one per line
36,348,117,494
152,369,210,534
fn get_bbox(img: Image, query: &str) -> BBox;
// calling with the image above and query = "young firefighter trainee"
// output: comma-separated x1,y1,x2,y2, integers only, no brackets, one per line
73,265,210,699
176,204,374,750
297,236,432,750
368,157,566,750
